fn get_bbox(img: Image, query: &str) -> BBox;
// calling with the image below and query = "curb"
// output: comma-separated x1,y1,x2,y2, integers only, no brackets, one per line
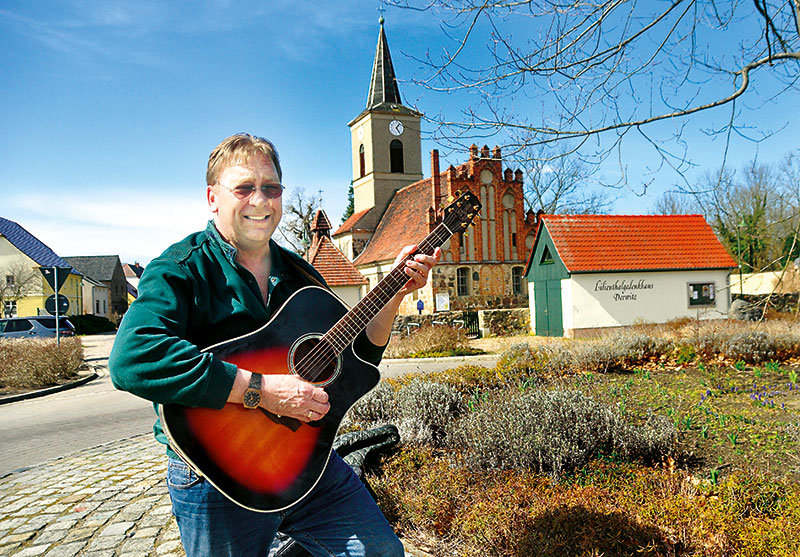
383,353,500,364
0,370,99,404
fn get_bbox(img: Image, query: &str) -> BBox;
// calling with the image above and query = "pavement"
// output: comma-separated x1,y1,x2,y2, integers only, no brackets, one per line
0,363,439,556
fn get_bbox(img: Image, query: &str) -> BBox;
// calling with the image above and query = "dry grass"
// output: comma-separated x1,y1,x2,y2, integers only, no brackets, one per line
0,338,84,391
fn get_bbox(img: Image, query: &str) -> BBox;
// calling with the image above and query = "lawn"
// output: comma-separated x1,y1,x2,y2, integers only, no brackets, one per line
348,318,800,556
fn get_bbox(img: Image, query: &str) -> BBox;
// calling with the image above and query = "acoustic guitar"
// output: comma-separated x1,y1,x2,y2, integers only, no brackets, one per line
159,191,481,512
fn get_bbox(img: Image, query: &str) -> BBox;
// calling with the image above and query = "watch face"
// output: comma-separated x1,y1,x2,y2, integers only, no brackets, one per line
243,389,261,409
389,119,404,136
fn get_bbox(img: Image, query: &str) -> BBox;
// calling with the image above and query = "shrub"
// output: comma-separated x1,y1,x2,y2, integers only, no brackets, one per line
69,314,116,335
344,381,398,428
424,363,505,394
0,338,84,389
720,331,791,364
449,388,676,477
496,342,549,377
343,378,466,447
395,379,466,446
385,324,481,358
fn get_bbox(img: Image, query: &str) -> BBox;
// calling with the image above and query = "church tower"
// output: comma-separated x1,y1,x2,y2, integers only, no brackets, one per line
347,17,423,229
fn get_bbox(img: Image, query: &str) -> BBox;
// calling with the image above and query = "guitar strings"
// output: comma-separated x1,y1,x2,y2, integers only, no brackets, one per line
292,222,456,383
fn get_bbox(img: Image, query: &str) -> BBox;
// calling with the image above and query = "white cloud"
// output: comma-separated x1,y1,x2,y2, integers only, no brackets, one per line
5,191,211,265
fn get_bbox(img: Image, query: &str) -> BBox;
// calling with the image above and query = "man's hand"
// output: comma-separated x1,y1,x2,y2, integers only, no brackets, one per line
260,374,330,422
393,245,441,297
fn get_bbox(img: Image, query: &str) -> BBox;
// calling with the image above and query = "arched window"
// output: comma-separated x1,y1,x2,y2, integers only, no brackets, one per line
390,139,404,173
359,144,365,178
457,267,470,296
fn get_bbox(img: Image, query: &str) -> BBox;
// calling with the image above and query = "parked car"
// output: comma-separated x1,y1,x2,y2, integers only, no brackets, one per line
0,316,76,339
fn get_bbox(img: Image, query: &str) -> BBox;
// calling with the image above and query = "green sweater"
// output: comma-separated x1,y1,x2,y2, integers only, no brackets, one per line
109,221,386,453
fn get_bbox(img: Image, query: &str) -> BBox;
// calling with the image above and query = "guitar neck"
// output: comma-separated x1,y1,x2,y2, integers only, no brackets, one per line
322,221,455,354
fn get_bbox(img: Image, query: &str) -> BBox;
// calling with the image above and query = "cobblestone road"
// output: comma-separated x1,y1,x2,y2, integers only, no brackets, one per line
0,435,183,557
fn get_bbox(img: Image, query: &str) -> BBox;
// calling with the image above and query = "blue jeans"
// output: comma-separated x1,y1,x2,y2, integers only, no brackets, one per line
167,452,404,557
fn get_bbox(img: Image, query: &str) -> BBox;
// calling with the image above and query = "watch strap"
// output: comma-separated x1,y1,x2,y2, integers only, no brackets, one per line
248,372,262,390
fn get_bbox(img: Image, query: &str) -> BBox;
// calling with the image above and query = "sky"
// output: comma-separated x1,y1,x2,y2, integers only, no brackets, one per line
2,1,798,266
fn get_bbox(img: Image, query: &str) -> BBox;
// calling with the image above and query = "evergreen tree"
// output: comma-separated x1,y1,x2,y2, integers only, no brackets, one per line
342,184,355,223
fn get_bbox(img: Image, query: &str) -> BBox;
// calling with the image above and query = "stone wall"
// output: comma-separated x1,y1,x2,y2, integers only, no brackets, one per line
732,293,799,314
431,263,528,311
478,308,530,337
391,307,531,337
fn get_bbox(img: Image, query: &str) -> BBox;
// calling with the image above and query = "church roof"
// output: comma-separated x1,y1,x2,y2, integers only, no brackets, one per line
308,210,368,287
527,214,737,274
333,207,375,236
367,18,402,110
354,179,433,266
350,19,421,124
311,210,332,235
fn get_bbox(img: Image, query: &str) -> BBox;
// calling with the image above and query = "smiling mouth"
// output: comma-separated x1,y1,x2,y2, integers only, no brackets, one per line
245,215,269,221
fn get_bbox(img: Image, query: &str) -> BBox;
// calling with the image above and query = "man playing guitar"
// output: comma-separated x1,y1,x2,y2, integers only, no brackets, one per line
109,133,440,556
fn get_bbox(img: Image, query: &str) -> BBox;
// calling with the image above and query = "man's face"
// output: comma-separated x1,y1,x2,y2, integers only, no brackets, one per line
207,153,283,255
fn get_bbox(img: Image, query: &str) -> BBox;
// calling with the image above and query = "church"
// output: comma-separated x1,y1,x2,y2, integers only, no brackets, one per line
331,18,536,315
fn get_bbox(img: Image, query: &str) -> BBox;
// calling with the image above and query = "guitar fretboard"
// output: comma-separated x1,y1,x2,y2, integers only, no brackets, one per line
322,221,454,355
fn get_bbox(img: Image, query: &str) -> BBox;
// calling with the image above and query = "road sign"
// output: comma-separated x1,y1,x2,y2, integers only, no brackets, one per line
45,294,70,316
40,267,72,293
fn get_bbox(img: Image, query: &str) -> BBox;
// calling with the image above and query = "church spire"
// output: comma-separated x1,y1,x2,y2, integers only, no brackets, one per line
366,17,403,109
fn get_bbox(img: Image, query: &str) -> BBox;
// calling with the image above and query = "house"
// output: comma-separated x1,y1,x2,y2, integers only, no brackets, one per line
123,262,145,291
524,214,738,336
0,217,83,318
306,210,368,308
63,256,128,315
81,275,111,318
332,19,535,315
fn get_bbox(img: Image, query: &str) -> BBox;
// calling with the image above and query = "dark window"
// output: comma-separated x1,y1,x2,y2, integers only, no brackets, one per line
540,245,554,265
390,139,404,173
512,267,524,295
688,282,716,306
36,318,57,329
7,319,32,333
5,275,14,287
359,144,365,178
512,232,517,248
457,267,470,296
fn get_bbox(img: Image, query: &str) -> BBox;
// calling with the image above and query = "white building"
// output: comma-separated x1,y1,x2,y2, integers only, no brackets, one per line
524,214,738,337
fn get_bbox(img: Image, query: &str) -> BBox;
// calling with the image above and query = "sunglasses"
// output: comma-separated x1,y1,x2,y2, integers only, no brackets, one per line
217,183,284,199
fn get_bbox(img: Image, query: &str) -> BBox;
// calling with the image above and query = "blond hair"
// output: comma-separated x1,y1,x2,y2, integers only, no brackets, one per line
206,133,282,185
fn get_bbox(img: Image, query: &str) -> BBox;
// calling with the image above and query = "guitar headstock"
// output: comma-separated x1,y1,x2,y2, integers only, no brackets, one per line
442,190,482,233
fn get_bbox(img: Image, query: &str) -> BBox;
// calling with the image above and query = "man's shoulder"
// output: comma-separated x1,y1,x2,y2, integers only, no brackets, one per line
156,230,210,265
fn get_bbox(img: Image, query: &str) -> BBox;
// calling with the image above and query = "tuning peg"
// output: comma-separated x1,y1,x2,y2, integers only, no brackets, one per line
454,189,462,196
473,205,480,211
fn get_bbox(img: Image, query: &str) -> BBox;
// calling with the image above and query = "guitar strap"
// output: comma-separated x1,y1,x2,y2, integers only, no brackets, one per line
285,256,330,292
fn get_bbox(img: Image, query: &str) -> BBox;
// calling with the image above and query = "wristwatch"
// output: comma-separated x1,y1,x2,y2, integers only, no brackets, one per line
242,373,262,409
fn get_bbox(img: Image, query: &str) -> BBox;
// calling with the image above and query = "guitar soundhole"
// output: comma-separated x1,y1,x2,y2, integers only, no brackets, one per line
289,334,341,387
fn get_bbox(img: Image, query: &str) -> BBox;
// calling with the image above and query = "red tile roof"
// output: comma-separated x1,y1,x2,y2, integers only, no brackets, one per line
353,179,433,265
333,207,374,235
539,214,737,272
308,235,368,286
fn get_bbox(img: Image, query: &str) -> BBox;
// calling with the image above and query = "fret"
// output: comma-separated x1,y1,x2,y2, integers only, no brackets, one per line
312,192,480,357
